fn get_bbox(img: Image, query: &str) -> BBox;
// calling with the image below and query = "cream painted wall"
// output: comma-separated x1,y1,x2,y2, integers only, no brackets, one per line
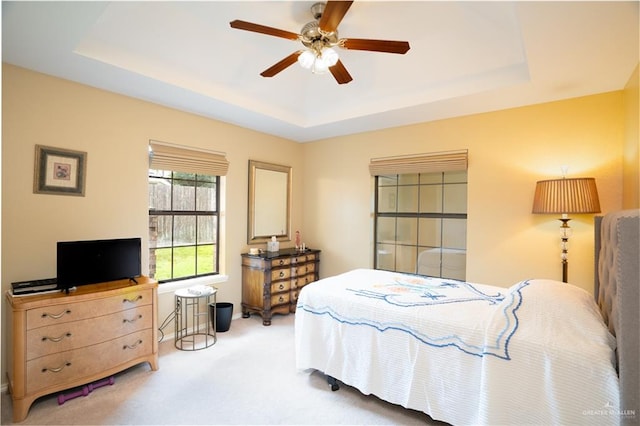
623,64,639,209
1,64,304,385
302,92,626,292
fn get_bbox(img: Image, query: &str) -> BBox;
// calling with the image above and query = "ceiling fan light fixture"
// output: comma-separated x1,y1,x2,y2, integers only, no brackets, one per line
297,46,338,74
321,47,339,66
230,0,408,84
297,50,316,69
312,58,330,74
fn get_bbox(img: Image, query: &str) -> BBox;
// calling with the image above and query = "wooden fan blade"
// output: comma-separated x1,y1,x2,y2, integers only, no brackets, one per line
318,1,354,33
261,52,302,77
329,60,353,85
341,38,410,54
230,20,299,40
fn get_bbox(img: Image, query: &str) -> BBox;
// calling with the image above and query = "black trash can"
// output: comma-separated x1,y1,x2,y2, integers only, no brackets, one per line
210,302,233,332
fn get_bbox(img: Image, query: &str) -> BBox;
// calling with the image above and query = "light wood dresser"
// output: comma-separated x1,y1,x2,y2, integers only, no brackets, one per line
5,277,159,422
241,248,320,325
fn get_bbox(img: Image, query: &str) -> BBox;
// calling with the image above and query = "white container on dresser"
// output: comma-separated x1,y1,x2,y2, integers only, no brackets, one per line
5,277,159,422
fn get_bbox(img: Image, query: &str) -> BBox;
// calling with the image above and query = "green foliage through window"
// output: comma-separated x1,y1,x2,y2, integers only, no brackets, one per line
149,170,219,283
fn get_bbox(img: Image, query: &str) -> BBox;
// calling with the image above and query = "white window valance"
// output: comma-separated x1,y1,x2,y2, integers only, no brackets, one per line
369,149,468,176
149,140,229,176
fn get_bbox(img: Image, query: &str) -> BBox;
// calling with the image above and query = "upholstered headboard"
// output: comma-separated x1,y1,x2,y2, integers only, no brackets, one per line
595,209,639,425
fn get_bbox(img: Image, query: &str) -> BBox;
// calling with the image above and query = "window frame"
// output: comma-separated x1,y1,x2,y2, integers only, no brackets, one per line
373,171,468,279
148,170,221,283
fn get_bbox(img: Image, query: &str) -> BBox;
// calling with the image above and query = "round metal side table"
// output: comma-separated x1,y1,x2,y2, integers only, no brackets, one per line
174,287,217,351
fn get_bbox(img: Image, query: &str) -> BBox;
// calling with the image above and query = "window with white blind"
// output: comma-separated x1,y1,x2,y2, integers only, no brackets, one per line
148,141,228,283
371,150,468,280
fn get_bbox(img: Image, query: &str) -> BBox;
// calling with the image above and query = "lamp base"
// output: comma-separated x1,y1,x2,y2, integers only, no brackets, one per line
559,217,571,283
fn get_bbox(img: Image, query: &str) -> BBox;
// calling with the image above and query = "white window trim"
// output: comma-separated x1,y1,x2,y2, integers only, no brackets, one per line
157,274,229,296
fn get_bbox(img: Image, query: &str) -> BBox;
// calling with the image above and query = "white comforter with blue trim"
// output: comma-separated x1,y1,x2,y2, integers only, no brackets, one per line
295,269,620,425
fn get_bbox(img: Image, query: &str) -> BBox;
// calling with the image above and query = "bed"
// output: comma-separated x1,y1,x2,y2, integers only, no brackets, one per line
295,209,639,425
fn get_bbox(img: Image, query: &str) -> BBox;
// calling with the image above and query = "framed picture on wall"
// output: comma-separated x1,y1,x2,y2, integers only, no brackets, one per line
33,145,87,196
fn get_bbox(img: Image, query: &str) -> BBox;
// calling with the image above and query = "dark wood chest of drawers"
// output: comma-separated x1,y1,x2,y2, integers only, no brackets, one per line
241,248,320,325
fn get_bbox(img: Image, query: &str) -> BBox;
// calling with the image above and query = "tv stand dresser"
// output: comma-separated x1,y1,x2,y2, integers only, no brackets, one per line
5,276,158,422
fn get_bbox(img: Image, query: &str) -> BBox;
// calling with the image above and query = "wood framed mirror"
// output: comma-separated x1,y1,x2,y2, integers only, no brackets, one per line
248,160,292,244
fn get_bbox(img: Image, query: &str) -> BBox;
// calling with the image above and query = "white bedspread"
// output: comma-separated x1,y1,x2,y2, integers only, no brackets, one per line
295,269,621,425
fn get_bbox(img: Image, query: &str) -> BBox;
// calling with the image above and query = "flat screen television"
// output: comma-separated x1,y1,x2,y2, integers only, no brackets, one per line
57,237,141,290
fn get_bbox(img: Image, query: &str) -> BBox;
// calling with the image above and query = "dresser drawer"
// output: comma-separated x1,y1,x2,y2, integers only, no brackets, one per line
271,257,291,268
271,292,290,306
26,329,152,394
302,273,316,286
291,263,316,277
271,268,291,281
291,255,307,264
26,305,153,360
292,274,315,289
271,280,290,294
27,289,152,330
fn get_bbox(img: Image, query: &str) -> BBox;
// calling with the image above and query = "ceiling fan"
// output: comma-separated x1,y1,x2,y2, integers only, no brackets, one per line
229,1,410,84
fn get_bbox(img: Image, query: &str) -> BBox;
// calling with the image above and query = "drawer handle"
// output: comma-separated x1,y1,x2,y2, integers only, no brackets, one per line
42,332,72,343
123,339,143,350
42,309,71,320
278,284,285,290
278,259,285,265
123,295,143,304
123,314,143,324
279,271,285,278
42,362,71,373
278,296,284,303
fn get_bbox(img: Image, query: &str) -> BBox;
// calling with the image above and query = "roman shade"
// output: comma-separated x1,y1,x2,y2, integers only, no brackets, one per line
369,149,468,176
149,140,229,176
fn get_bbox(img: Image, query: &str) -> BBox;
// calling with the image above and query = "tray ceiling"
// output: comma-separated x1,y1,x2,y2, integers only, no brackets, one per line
3,1,638,142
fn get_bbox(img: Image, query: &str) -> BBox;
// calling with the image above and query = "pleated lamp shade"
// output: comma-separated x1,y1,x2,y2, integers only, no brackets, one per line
532,177,601,214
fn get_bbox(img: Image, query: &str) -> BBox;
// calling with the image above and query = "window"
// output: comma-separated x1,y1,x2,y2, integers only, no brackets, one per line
148,171,220,282
374,170,467,280
147,140,229,284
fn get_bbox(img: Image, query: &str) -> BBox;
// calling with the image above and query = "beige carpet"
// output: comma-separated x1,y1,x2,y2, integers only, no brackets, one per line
1,313,446,425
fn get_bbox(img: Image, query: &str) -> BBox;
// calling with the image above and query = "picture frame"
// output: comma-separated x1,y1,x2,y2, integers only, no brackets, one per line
33,145,87,196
